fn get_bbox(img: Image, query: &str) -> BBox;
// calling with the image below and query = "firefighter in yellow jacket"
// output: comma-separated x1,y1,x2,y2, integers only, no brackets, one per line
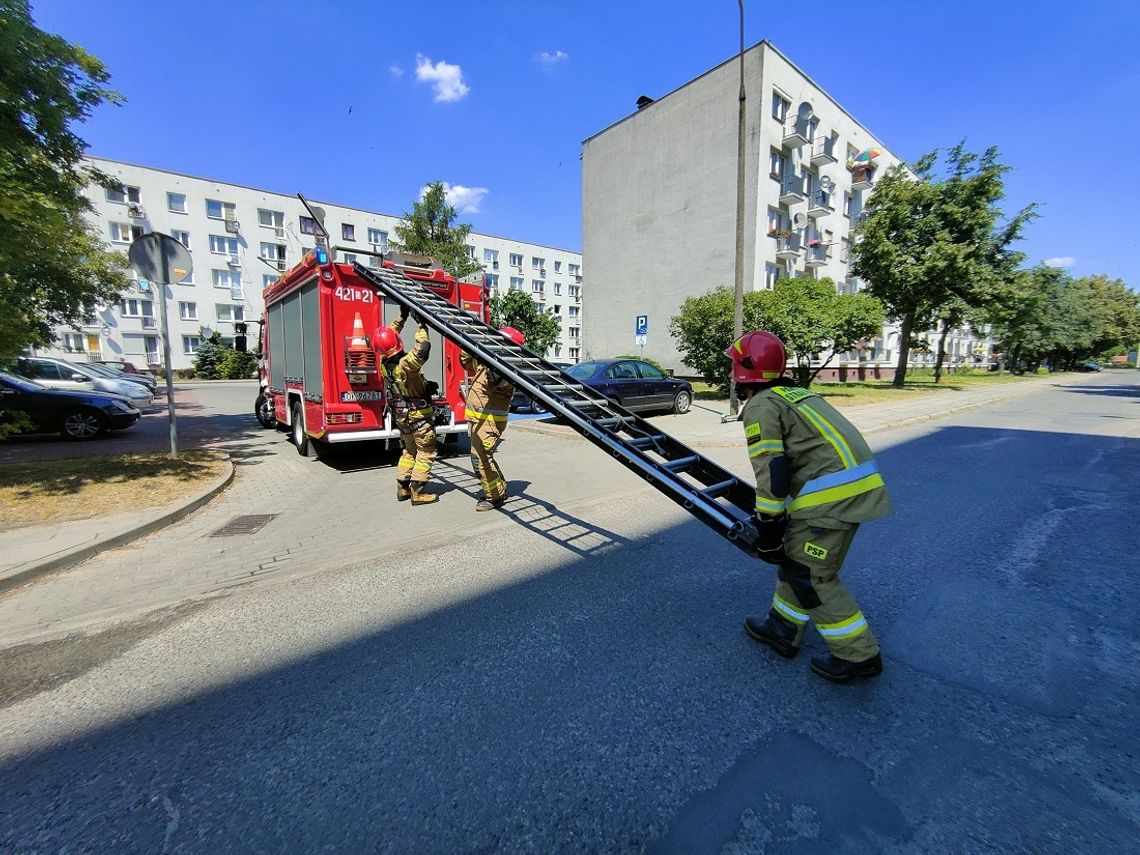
461,326,525,511
374,307,438,505
726,330,891,682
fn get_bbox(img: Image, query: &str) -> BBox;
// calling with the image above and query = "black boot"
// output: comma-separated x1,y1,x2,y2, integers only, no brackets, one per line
810,652,883,683
396,479,412,502
743,610,800,659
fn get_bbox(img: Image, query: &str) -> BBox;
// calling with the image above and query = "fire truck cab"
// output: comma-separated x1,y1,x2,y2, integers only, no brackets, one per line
261,247,487,457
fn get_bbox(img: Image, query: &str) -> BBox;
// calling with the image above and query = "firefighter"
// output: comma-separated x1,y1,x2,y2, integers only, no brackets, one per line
374,306,438,505
461,327,524,511
726,330,891,682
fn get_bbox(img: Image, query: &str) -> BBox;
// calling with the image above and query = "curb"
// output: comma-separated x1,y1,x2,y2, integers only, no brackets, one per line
0,455,236,596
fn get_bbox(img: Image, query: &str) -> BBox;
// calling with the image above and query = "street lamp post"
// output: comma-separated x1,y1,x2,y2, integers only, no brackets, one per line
729,0,747,417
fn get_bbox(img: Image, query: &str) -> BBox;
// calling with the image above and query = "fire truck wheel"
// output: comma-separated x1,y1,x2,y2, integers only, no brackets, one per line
291,402,314,457
255,392,276,429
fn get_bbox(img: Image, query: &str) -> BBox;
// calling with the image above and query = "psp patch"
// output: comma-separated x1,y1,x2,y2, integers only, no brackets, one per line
803,541,829,561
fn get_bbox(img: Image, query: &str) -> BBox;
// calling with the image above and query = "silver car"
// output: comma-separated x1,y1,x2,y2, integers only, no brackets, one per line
15,356,155,410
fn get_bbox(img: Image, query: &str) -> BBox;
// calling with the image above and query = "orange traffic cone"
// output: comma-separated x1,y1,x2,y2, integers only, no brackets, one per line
347,312,370,368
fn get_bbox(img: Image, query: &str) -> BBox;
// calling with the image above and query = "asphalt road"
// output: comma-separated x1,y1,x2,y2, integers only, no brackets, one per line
1,374,1138,852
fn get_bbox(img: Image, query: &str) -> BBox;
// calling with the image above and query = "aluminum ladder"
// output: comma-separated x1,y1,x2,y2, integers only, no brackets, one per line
353,262,760,554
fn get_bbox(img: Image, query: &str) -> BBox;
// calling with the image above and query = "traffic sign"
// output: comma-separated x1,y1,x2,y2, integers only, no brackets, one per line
635,334,647,347
635,315,648,336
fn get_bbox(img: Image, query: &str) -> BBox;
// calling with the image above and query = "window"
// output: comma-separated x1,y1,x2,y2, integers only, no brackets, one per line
569,347,580,359
807,117,819,143
509,253,523,268
299,216,319,235
106,186,141,204
843,192,852,218
840,237,851,264
772,91,790,122
607,361,638,380
167,192,187,213
258,209,284,229
847,143,860,164
568,263,580,277
259,242,286,268
212,269,242,289
531,280,544,293
568,284,580,298
553,304,562,315
170,229,191,250
206,199,236,220
637,361,665,379
61,332,85,352
764,263,781,289
25,360,63,380
209,234,239,255
532,257,545,272
769,148,785,181
343,253,357,264
487,273,499,289
568,306,580,318
767,207,783,235
484,248,498,263
110,222,143,243
367,228,388,250
177,301,196,320
183,335,201,354
215,304,245,322
120,298,153,318
568,327,580,340
342,223,356,241
263,275,279,288
537,302,546,313
554,260,562,273
553,283,561,295
509,276,524,291
368,255,382,268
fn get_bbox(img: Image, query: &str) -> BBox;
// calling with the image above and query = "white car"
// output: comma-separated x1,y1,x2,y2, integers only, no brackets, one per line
15,356,155,410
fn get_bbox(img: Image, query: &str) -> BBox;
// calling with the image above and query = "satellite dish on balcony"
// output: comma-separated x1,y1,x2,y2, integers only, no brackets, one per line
792,212,808,230
796,102,814,121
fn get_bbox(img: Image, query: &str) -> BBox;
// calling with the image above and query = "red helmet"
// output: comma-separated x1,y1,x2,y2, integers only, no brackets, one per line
725,331,786,383
500,326,525,346
373,327,404,361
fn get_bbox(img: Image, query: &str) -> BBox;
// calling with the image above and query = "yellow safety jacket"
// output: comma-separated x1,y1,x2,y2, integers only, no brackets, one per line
743,382,891,526
461,351,514,427
383,316,433,429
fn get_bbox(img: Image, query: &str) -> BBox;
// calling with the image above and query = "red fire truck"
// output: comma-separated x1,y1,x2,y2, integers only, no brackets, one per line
260,246,488,457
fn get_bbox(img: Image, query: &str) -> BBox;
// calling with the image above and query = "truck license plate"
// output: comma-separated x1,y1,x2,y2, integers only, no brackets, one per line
341,391,382,402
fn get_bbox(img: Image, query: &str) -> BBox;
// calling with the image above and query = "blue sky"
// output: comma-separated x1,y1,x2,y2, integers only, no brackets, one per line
32,0,1140,286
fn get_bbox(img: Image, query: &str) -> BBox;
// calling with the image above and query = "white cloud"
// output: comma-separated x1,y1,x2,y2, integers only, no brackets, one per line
1043,256,1076,268
414,54,469,102
535,50,569,70
431,182,489,214
389,64,404,78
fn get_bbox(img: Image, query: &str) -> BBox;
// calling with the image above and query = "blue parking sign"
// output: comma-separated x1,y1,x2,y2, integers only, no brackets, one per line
635,315,649,336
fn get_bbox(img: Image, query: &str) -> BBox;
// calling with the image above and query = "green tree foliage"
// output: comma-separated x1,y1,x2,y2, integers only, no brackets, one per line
219,348,258,379
668,278,884,387
192,330,226,380
0,0,128,358
489,289,561,356
850,143,1036,387
391,181,482,279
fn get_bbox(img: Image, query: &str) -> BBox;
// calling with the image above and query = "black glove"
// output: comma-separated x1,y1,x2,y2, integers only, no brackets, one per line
411,311,423,327
753,512,788,564
399,304,410,321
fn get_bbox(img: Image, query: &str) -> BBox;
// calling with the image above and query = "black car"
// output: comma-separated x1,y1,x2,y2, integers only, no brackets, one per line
565,359,693,414
0,371,141,439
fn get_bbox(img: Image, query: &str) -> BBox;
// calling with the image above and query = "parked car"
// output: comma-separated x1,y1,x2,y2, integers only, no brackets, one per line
92,359,148,376
1077,360,1103,372
564,359,693,414
0,371,140,439
13,356,154,410
83,360,158,394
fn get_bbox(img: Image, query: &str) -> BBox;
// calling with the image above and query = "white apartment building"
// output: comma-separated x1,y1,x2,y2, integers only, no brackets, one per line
36,158,583,370
582,41,983,377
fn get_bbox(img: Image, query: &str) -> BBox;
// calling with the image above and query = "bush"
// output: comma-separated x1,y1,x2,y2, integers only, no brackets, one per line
174,368,197,379
192,331,226,379
1036,366,1050,375
219,349,258,379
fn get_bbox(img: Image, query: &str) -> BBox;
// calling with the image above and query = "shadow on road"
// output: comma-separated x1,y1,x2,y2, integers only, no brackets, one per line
1,427,1137,851
1059,384,1140,398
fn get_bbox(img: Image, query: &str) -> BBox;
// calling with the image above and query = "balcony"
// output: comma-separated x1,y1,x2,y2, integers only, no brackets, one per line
782,117,811,149
804,244,830,268
142,316,158,329
774,234,801,259
778,176,806,205
808,191,834,218
851,165,875,192
810,136,837,165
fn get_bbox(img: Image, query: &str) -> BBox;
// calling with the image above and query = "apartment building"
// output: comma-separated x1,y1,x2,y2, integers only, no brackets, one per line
36,158,583,370
582,41,982,375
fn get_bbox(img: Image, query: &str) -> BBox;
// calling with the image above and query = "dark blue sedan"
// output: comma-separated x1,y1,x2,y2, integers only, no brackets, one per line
0,371,140,440
565,359,693,414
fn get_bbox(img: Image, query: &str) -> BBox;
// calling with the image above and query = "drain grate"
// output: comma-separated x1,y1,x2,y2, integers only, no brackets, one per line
210,514,277,537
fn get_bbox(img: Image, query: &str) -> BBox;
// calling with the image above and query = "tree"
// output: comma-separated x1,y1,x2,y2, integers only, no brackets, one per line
192,330,226,380
850,143,1036,386
668,279,884,388
489,289,561,356
391,181,482,279
0,0,128,358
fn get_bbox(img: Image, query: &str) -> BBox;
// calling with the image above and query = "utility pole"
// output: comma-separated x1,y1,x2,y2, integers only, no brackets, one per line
729,0,747,417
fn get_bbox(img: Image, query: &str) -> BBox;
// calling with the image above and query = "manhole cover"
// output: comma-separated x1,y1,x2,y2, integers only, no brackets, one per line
210,514,277,537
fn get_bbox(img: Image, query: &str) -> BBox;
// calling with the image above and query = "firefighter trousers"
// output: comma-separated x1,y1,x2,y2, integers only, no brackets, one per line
468,418,507,502
396,420,437,487
768,520,880,662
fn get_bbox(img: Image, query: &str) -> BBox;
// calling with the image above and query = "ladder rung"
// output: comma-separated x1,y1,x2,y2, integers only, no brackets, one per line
596,416,631,428
700,479,737,498
628,434,666,448
662,455,699,472
541,383,583,392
